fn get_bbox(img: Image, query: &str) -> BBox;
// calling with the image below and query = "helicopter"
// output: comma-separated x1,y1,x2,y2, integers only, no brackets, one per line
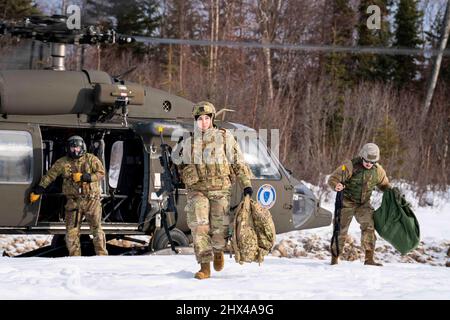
0,15,331,256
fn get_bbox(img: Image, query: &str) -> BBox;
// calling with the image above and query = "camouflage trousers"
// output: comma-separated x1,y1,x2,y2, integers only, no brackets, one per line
186,189,231,264
64,197,108,256
331,199,377,255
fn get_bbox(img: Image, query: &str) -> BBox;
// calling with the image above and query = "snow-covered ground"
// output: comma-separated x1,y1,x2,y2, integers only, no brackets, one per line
0,183,449,300
0,253,449,300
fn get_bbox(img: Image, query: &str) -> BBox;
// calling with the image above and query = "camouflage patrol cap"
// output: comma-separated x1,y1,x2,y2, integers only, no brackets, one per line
192,101,216,118
359,143,380,162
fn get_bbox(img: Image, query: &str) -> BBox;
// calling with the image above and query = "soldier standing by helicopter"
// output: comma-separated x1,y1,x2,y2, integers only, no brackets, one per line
30,136,108,256
173,101,253,280
328,143,391,266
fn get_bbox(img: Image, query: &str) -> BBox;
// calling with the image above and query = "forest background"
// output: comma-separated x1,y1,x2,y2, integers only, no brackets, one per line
1,0,449,197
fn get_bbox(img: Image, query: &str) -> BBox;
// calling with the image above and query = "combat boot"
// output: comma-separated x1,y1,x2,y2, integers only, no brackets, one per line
331,255,339,265
194,262,211,280
213,251,224,271
364,250,383,266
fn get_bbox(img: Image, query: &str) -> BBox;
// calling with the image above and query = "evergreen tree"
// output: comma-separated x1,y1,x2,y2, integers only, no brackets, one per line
112,0,160,36
0,0,40,20
162,0,202,40
85,0,160,36
324,0,357,86
356,0,393,82
392,0,423,87
85,0,161,56
85,0,113,26
323,0,357,150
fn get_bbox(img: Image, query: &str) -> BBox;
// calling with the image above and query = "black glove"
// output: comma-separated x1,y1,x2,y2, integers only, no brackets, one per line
32,185,45,195
243,187,253,197
81,173,92,183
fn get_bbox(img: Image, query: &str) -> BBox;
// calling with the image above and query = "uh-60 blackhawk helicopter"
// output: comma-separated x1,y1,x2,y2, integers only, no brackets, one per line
0,15,331,257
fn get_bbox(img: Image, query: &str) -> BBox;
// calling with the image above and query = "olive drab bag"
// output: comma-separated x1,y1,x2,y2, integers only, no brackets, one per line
374,188,420,255
231,195,276,264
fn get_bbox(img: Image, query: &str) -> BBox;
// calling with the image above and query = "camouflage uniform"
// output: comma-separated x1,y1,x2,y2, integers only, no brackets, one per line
328,157,390,255
38,153,108,256
174,103,252,265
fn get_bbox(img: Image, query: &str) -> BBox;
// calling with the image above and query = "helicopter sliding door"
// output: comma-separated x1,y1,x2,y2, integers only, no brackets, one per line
0,122,42,226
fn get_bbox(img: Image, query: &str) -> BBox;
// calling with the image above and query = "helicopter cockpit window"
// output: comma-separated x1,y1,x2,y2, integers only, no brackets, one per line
238,137,281,180
0,130,33,184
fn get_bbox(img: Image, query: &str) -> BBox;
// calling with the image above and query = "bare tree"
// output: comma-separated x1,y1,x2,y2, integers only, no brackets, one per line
422,0,450,122
252,0,285,109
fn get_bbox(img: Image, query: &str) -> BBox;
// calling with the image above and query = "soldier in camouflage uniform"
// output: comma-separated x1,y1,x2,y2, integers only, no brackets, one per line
30,136,108,256
173,101,253,279
328,143,391,266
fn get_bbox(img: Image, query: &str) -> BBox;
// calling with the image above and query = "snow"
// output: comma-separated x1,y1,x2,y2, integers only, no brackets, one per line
0,182,449,300
0,254,449,300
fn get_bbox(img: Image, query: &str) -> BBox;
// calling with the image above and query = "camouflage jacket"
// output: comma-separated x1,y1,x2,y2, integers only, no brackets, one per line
173,127,252,191
328,157,391,204
39,153,105,198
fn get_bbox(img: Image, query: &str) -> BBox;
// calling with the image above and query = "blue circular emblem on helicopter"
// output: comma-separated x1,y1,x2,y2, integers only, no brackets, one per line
257,184,276,209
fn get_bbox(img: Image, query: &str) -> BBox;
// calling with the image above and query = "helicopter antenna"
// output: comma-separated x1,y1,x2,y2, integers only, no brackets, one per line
113,66,138,81
215,108,235,121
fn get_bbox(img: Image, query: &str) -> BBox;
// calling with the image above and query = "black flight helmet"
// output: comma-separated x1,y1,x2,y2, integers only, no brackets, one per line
67,135,86,159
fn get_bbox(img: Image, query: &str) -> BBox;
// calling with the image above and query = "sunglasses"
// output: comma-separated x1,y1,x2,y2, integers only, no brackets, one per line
363,158,377,165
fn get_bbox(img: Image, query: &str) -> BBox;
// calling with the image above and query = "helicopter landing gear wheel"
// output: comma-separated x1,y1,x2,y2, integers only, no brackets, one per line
150,228,189,251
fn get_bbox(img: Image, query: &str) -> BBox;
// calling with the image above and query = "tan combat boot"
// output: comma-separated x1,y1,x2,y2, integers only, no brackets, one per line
364,250,383,266
194,262,211,280
213,251,224,271
331,255,339,265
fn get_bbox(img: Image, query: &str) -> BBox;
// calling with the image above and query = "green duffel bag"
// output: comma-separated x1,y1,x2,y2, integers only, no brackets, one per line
374,188,420,255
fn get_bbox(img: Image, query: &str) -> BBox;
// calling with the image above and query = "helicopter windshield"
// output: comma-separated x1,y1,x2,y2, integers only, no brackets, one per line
237,137,281,180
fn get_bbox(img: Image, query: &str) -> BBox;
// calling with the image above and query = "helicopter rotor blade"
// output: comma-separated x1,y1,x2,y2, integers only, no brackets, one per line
1,15,448,57
132,36,450,57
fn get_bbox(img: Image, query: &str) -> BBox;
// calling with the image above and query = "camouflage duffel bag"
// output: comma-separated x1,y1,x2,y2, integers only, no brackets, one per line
231,195,276,264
